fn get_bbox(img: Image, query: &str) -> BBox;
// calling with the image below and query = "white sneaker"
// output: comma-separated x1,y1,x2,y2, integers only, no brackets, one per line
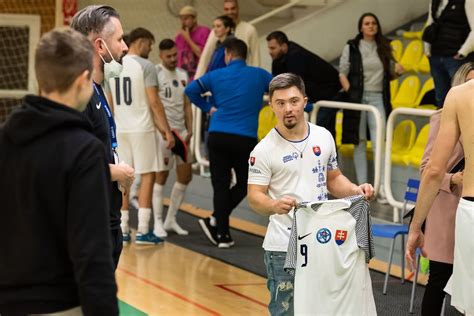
154,220,168,238
164,220,189,235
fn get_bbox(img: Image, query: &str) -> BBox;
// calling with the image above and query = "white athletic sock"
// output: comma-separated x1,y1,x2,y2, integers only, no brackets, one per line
164,182,188,235
137,208,151,234
210,216,216,227
121,210,129,233
167,182,187,219
152,184,167,237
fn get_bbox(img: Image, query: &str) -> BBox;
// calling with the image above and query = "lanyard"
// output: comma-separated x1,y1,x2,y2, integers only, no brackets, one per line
93,82,118,150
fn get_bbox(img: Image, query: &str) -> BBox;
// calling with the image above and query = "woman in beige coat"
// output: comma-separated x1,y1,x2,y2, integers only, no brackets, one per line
419,62,474,315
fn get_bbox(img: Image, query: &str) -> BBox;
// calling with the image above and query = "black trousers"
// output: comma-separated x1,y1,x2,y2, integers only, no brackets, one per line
111,227,123,269
422,260,453,316
208,132,258,236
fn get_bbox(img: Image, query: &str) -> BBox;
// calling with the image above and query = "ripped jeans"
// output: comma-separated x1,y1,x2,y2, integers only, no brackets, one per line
264,251,294,316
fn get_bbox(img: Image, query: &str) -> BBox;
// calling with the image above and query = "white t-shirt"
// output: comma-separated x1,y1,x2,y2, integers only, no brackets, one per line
110,54,158,133
156,64,188,131
284,196,376,315
247,123,339,252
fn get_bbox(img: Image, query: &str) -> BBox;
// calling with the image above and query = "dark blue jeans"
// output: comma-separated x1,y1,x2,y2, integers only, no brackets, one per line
429,55,465,107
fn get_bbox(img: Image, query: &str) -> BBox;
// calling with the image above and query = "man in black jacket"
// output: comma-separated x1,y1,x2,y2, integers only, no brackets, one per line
0,29,118,315
266,31,341,135
71,5,135,265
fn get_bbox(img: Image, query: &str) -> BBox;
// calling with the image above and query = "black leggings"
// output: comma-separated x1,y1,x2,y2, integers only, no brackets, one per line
208,132,257,236
421,260,453,316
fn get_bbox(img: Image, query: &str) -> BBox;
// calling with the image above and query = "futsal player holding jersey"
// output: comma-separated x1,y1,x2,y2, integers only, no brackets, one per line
248,73,374,315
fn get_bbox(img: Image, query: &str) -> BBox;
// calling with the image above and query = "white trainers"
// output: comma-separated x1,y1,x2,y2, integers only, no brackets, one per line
153,220,168,238
164,220,189,235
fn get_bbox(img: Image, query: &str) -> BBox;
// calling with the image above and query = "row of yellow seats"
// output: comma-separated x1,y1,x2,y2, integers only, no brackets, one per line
391,39,430,73
390,76,436,110
335,111,430,168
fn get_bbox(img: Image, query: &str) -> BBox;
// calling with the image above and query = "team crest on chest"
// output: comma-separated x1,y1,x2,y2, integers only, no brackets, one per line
172,79,179,87
316,228,331,244
313,146,321,156
335,230,347,245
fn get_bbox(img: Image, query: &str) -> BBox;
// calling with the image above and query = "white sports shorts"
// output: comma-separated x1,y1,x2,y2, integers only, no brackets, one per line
117,131,158,174
156,129,190,172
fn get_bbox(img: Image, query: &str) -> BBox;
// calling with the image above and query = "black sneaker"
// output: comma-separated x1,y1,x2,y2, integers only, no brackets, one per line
198,217,217,245
217,233,235,249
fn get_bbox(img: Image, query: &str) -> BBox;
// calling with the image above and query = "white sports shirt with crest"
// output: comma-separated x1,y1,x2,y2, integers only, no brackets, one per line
156,64,189,131
247,123,338,252
284,196,376,315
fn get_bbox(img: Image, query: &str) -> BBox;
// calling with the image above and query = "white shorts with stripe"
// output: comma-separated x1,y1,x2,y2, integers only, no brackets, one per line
156,129,190,172
117,131,158,174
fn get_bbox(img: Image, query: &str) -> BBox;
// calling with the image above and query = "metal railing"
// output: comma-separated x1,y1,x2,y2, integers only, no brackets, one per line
384,107,435,211
312,100,385,194
249,0,303,25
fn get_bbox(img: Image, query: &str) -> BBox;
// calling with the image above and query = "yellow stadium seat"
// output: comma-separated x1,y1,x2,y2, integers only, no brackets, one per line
391,40,404,62
390,79,399,102
335,111,355,158
335,110,343,147
402,30,423,40
403,124,431,168
415,78,435,110
391,120,417,165
415,54,430,73
399,40,424,72
257,105,277,141
392,75,421,108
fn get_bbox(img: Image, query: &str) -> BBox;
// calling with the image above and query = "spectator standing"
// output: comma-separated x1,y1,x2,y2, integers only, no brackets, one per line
0,28,118,315
339,12,404,201
423,0,474,107
71,5,135,267
208,15,235,72
186,38,272,248
175,5,211,81
195,0,260,78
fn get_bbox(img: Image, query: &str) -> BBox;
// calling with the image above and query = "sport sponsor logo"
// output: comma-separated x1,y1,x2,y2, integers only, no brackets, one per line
249,167,262,174
283,152,299,163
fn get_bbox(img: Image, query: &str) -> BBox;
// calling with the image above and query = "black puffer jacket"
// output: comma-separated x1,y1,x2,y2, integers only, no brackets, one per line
342,38,392,144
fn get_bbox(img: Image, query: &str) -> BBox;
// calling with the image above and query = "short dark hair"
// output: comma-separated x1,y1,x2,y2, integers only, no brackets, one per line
269,73,306,101
127,27,155,45
159,39,176,51
215,15,235,33
35,28,93,93
222,37,247,60
71,5,119,37
266,31,288,45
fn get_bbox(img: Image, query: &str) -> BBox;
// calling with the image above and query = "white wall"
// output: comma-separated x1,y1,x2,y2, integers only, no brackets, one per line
259,0,430,71
77,0,223,64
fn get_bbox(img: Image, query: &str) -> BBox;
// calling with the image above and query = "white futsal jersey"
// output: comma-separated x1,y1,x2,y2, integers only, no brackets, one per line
110,54,158,133
156,64,188,131
248,123,339,252
285,196,376,316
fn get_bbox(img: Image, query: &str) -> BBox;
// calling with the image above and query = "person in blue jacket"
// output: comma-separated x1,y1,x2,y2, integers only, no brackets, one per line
185,37,272,248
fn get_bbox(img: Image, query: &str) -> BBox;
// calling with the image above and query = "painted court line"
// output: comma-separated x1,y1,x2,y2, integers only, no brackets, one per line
118,267,220,316
215,283,267,308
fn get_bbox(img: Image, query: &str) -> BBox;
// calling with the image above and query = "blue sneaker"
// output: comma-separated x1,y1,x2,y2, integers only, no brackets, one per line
135,231,163,245
122,232,131,244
